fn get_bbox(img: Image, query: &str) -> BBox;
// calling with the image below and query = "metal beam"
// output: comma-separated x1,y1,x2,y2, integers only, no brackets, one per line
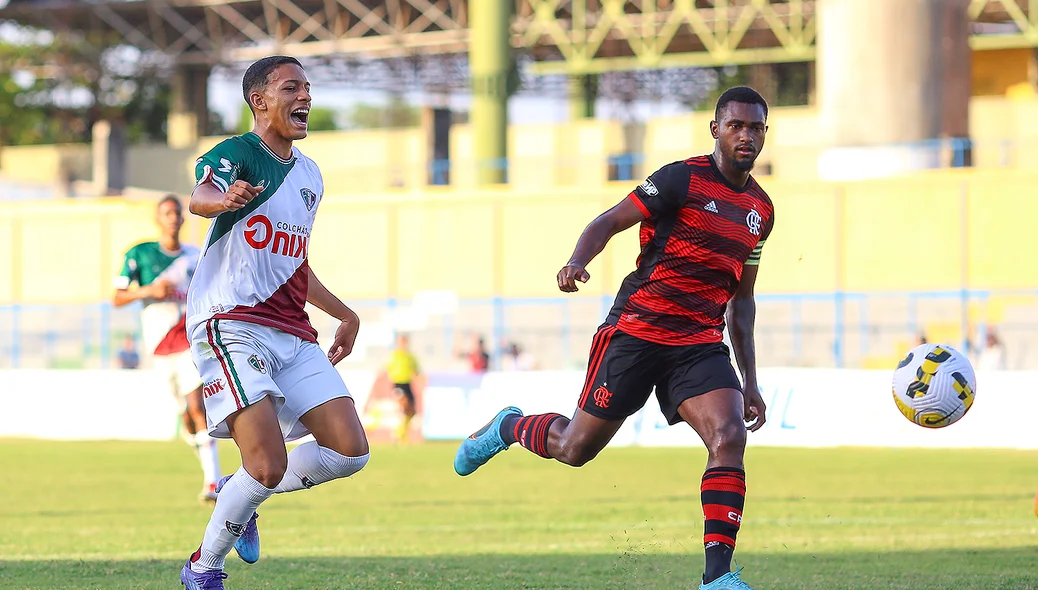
968,0,1038,49
0,0,1036,73
516,0,819,75
530,45,815,75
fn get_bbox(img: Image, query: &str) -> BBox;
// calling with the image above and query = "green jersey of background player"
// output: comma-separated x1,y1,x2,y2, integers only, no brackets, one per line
113,195,223,504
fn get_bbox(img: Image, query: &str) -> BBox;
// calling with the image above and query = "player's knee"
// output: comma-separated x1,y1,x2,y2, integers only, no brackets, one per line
323,447,369,479
249,458,289,488
707,420,747,460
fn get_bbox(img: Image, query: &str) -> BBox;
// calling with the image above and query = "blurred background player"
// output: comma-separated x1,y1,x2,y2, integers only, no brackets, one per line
179,56,370,590
502,341,536,371
455,87,773,590
455,332,490,372
113,195,222,504
117,334,141,370
384,333,420,444
977,328,1008,370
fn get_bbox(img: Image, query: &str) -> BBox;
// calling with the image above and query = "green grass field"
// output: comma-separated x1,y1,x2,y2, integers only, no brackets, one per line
0,439,1036,590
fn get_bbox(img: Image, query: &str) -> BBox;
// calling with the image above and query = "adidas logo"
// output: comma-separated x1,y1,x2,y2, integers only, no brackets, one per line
705,200,719,213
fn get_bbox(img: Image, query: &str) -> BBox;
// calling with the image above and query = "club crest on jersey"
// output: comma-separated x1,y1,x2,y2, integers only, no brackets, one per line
300,187,317,211
746,209,762,236
639,179,659,196
248,354,267,374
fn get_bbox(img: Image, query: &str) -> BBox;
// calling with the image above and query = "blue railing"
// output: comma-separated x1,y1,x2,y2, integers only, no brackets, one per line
2,290,1036,371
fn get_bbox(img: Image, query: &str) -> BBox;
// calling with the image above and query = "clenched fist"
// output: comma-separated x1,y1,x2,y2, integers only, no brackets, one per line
557,264,590,293
223,180,264,212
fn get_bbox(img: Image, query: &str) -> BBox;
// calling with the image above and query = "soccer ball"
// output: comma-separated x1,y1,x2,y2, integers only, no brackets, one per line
891,343,977,429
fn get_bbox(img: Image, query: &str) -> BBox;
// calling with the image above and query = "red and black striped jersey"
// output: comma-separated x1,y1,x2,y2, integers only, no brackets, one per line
607,155,775,346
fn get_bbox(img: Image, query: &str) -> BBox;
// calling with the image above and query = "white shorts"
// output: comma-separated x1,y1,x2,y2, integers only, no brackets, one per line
153,349,203,412
190,318,351,441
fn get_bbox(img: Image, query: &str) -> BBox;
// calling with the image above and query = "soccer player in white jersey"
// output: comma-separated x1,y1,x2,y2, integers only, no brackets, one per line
114,195,223,504
179,56,369,590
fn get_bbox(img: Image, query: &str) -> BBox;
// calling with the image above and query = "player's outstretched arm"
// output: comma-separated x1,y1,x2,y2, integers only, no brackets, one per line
727,263,766,431
557,198,645,292
113,281,170,307
189,179,262,218
305,266,361,365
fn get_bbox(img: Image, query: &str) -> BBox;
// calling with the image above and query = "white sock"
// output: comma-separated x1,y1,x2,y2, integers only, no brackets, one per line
274,441,369,493
194,431,221,485
190,466,273,572
181,427,199,451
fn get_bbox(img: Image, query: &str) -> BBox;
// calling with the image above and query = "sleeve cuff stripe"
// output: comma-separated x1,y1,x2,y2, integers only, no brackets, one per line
212,176,229,193
628,192,650,218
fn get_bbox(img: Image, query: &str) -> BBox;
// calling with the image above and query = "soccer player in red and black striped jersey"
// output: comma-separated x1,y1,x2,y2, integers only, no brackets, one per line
454,87,774,590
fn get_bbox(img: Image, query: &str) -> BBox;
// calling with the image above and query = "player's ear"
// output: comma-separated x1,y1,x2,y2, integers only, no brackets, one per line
710,120,720,139
250,91,266,113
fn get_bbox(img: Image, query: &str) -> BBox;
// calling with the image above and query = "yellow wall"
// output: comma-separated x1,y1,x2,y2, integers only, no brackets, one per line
2,168,1036,306
0,144,91,187
6,94,1038,195
972,48,1035,97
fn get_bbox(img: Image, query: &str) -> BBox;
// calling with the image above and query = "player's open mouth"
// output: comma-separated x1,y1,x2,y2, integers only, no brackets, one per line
736,146,754,156
291,107,309,128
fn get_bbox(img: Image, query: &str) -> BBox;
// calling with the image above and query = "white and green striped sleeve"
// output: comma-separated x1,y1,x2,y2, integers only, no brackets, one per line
194,138,248,193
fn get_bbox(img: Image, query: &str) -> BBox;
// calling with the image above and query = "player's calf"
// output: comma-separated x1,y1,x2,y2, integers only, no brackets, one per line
546,419,605,467
502,409,620,467
189,466,275,574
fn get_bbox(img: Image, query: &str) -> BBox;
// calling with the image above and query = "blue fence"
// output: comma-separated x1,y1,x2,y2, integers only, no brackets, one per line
2,290,1036,371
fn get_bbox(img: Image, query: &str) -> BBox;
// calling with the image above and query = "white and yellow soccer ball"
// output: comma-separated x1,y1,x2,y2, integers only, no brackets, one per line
892,343,977,429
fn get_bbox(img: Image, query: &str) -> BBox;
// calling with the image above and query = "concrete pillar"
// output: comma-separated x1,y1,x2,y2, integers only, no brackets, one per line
817,0,971,179
168,65,211,148
569,75,597,120
469,1,514,185
92,120,126,196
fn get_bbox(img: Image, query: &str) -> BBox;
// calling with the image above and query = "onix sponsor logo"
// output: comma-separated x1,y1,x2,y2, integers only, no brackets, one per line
202,378,225,398
244,214,309,258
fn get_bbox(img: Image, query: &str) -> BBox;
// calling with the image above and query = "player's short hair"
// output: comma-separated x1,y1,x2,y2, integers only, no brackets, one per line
242,55,303,112
714,86,768,121
157,194,182,211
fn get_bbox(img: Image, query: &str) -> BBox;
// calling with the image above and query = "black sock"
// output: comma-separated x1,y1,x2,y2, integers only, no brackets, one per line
500,414,521,445
703,542,734,583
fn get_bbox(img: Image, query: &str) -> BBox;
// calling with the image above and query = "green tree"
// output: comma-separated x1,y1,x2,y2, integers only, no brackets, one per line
306,107,337,132
0,25,171,146
237,104,338,135
236,102,253,135
691,62,811,114
343,95,419,130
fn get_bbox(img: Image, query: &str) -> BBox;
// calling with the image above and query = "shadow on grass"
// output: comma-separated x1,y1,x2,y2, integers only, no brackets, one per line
1,547,1036,590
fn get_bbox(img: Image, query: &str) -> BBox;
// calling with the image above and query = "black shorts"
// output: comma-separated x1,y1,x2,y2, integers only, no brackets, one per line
392,383,415,405
577,324,742,425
